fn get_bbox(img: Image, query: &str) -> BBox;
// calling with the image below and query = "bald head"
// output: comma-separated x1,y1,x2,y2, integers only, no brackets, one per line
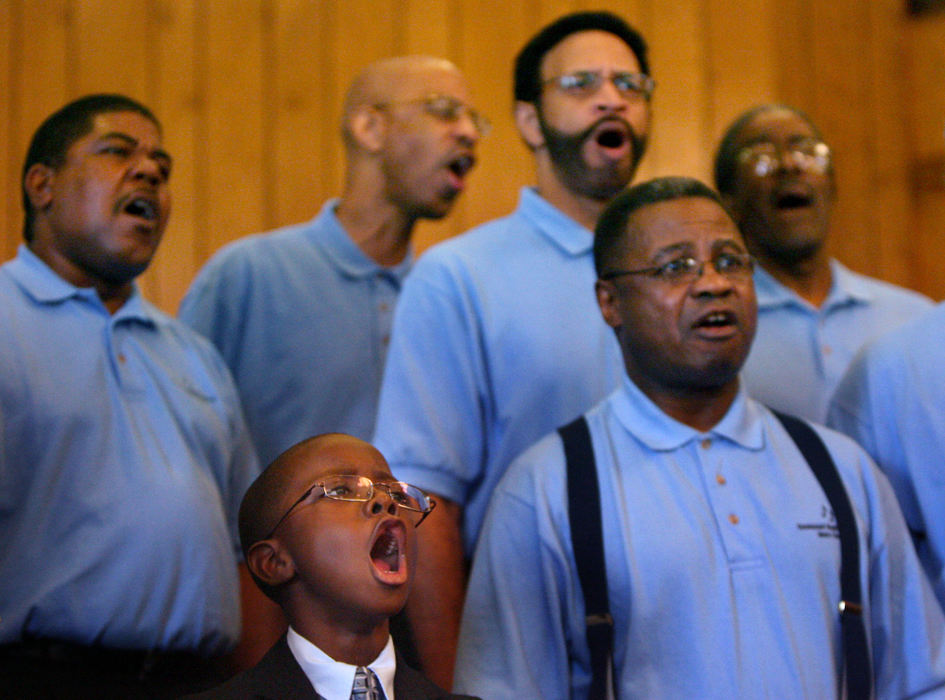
344,56,460,119
341,55,471,148
239,433,388,559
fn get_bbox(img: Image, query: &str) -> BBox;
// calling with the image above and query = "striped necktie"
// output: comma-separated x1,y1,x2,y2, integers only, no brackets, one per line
350,665,382,700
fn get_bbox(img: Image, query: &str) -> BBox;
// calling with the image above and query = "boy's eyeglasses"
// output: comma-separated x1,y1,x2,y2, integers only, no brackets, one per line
264,474,436,538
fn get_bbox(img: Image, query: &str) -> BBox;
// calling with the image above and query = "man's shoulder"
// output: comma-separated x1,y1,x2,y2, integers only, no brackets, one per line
835,262,933,311
202,218,325,274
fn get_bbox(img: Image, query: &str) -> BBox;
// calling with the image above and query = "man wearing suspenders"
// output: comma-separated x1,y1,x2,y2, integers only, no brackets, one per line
454,177,945,699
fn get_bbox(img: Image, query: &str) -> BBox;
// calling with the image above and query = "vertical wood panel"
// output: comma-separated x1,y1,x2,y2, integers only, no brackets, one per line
809,2,876,274
907,11,945,299
864,0,915,287
140,0,203,312
72,0,150,98
269,0,334,229
1,1,15,261
4,1,72,263
642,0,711,182
202,0,268,260
705,0,779,146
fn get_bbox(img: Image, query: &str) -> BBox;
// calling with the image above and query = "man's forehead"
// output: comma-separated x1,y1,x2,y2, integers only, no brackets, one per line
391,70,470,108
736,109,817,147
540,30,640,76
90,110,160,136
627,198,741,252
284,438,392,486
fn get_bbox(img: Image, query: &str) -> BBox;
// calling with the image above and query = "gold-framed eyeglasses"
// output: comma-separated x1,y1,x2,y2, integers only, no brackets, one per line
542,70,655,100
737,138,831,178
265,474,436,538
375,94,491,136
601,252,754,285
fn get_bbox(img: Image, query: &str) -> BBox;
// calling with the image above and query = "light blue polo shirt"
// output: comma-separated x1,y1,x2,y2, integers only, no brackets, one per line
741,260,931,422
455,377,945,698
180,200,412,466
828,301,945,609
0,245,260,653
372,187,624,554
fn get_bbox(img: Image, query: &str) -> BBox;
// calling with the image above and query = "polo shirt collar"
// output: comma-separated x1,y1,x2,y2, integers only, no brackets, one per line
518,187,594,257
612,374,765,452
754,258,871,311
9,244,155,324
308,199,414,281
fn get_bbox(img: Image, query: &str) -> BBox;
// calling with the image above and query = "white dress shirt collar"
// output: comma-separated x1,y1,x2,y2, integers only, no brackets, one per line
286,625,397,699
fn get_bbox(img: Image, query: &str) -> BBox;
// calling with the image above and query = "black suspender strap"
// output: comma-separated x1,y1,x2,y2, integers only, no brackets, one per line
560,411,873,700
773,411,872,700
559,416,614,700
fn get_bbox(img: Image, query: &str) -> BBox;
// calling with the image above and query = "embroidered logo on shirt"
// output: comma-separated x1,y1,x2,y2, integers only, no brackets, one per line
797,505,839,538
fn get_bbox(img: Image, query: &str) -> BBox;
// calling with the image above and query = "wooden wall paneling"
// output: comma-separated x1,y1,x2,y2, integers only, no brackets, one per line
641,0,712,184
907,12,945,157
808,2,877,277
71,0,150,98
536,0,588,26
141,0,203,313
201,0,268,266
269,0,334,230
704,0,780,165
906,12,945,299
401,0,453,58
4,1,72,264
773,0,816,109
862,0,918,291
1,0,15,262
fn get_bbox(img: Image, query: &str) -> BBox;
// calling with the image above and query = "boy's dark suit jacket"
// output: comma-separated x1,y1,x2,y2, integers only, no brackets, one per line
185,634,479,699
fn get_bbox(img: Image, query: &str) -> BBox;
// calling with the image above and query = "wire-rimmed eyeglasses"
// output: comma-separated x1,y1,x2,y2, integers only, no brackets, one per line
374,94,491,136
542,70,655,100
265,474,437,538
737,138,831,178
600,252,754,286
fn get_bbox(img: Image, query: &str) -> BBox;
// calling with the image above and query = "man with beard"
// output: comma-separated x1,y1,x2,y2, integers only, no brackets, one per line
371,11,652,688
714,104,931,422
454,177,945,699
180,56,484,468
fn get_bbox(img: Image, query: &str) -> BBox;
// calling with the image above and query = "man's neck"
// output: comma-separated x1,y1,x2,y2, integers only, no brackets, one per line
28,241,133,314
633,375,740,433
757,251,833,308
533,161,610,231
334,196,413,267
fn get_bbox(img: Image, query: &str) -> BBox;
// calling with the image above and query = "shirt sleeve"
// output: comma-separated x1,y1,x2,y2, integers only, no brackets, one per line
373,255,489,507
454,437,583,698
816,426,945,698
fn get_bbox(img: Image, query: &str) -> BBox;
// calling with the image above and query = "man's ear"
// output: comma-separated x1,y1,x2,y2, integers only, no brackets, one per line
595,279,622,330
348,105,387,154
247,539,296,588
24,163,55,213
515,101,544,150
